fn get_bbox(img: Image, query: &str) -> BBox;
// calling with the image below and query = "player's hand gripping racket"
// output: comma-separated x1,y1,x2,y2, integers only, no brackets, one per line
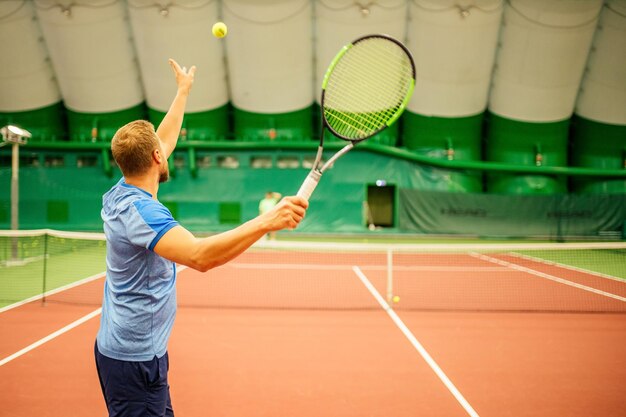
297,34,416,201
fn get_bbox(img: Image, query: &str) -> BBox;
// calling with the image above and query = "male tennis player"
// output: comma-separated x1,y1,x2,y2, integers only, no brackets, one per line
94,59,308,417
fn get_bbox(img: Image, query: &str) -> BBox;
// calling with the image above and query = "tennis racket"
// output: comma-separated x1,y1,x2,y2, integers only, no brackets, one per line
297,34,416,201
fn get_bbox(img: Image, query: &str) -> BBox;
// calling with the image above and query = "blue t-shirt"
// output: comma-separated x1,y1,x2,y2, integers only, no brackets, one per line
97,178,179,361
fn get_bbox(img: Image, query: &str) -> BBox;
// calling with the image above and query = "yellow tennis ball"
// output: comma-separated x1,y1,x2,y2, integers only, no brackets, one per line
212,22,227,38
392,295,400,303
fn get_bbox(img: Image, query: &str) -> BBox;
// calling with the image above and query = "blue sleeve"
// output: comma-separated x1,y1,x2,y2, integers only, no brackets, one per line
127,200,179,251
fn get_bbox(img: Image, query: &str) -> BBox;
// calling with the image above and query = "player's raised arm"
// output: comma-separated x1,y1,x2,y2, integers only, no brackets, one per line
154,196,308,272
156,59,196,158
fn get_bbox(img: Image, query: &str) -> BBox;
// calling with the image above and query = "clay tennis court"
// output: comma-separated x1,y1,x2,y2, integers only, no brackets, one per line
1,245,626,416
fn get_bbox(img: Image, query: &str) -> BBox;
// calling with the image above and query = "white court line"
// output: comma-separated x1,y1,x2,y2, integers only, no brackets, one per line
506,252,626,284
471,253,626,303
229,263,508,272
0,271,106,314
352,266,480,417
0,308,102,367
1,265,189,315
0,265,190,367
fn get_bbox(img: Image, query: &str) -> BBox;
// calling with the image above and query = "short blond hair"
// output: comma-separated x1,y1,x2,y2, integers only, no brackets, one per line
111,120,160,177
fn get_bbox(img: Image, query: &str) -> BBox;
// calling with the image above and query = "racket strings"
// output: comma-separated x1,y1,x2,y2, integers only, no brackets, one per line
325,76,411,138
326,88,401,138
339,52,412,110
329,59,410,104
327,62,410,117
323,38,414,140
328,43,412,109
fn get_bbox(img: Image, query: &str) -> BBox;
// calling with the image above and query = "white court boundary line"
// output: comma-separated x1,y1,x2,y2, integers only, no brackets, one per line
0,308,102,367
352,266,480,417
0,271,106,314
229,263,508,272
0,265,189,367
471,253,626,303
1,265,189,315
506,252,626,284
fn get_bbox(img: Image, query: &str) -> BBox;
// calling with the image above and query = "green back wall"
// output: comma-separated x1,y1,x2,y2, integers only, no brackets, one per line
402,111,483,192
149,105,229,142
0,102,66,142
485,113,569,194
571,115,626,194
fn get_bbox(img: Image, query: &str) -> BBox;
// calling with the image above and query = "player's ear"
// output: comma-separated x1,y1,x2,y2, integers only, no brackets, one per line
152,148,162,164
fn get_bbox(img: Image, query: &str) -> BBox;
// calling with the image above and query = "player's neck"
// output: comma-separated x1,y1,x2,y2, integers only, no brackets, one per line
124,174,159,199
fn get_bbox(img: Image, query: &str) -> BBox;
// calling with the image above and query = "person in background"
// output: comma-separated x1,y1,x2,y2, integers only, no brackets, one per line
259,191,283,239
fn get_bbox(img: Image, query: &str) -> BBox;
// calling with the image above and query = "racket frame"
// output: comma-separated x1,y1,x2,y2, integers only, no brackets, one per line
298,34,416,200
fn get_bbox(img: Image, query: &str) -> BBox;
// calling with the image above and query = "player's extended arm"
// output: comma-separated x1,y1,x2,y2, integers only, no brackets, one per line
154,197,308,272
156,59,196,159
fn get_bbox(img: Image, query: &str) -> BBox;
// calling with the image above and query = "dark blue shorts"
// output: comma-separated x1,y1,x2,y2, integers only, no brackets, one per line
95,342,174,417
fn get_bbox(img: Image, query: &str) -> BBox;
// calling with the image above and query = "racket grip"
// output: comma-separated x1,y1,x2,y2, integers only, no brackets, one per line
297,170,322,201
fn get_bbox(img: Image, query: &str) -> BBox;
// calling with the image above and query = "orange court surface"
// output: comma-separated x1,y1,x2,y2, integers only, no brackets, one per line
1,248,626,416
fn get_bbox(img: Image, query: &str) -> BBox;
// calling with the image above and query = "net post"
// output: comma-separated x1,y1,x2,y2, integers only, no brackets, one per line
42,232,48,306
10,143,19,260
10,235,18,262
386,248,393,303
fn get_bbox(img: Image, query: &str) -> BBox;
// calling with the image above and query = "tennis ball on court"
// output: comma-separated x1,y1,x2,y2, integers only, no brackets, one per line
392,295,400,303
212,22,227,38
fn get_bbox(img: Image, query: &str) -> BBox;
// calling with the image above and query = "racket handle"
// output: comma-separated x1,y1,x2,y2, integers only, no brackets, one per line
297,170,322,201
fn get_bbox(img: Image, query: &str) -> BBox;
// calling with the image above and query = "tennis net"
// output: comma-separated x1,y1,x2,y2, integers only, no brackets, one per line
1,229,625,313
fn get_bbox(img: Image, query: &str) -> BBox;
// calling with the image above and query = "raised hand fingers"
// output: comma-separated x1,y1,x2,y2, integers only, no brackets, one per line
169,59,196,76
168,59,196,94
168,58,182,74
